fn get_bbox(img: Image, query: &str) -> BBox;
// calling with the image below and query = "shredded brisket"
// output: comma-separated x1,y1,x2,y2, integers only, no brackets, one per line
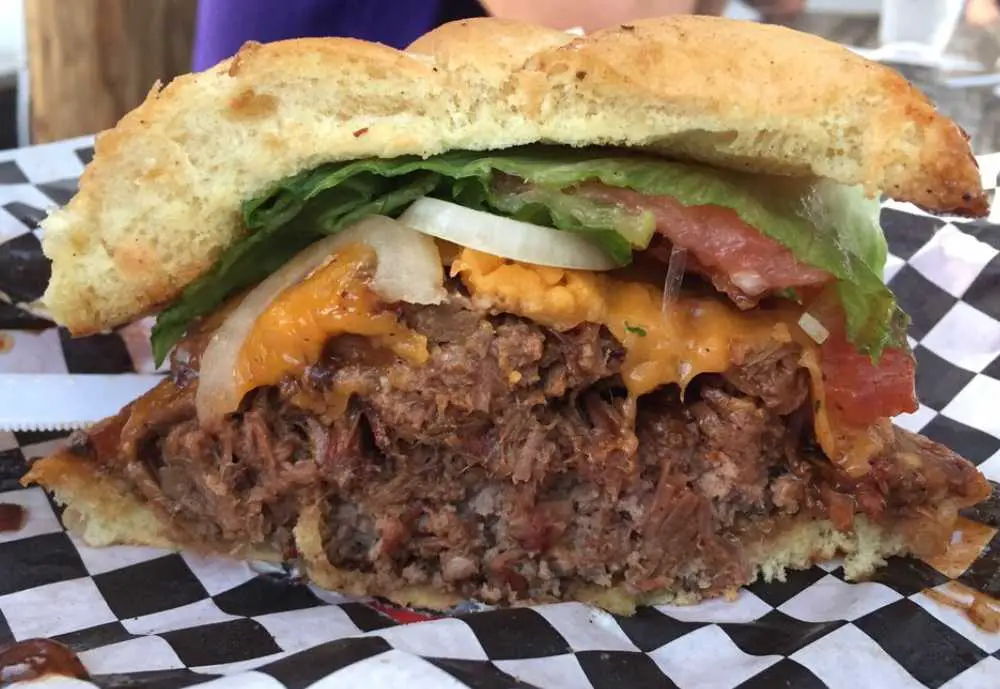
72,300,989,604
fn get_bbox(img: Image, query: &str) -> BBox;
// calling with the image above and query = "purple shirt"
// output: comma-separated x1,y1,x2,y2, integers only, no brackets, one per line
193,0,484,70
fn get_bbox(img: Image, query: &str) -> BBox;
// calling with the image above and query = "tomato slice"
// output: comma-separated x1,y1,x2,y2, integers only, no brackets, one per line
820,332,917,427
578,184,831,298
805,292,916,427
576,182,916,427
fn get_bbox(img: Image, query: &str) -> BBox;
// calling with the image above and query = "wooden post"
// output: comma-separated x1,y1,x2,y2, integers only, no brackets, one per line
24,0,196,143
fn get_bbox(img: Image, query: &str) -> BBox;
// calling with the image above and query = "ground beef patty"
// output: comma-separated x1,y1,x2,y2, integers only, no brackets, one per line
71,300,988,604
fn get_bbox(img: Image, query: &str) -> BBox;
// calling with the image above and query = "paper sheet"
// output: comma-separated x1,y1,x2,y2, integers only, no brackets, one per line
0,139,998,689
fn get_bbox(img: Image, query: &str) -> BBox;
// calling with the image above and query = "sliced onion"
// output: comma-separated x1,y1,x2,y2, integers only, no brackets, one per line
335,216,447,306
399,197,617,271
798,312,830,345
730,270,767,297
661,245,687,311
196,216,445,423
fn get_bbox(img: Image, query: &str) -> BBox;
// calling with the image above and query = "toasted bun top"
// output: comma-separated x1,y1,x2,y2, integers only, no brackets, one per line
42,16,986,334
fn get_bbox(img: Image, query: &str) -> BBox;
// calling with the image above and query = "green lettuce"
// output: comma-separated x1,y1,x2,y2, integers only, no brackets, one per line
151,146,902,365
150,172,440,364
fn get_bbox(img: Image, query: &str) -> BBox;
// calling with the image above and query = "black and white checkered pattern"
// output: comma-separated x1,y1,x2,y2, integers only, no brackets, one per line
1,139,999,688
878,154,1000,480
0,137,160,376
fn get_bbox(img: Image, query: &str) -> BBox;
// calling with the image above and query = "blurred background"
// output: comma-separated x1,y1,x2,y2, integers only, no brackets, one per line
2,0,1000,152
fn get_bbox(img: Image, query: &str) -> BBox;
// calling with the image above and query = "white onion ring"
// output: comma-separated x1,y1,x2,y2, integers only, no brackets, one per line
399,197,617,270
196,216,445,423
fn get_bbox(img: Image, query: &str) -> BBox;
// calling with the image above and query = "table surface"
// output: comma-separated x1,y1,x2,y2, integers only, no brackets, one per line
798,13,1000,155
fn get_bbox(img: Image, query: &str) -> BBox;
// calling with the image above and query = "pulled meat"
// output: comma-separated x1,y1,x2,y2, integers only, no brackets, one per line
725,340,809,415
72,301,989,605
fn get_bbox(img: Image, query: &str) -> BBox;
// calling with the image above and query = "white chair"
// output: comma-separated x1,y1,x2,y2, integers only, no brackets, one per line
876,0,970,66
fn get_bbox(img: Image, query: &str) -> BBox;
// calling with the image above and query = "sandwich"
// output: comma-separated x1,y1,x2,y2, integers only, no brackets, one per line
25,16,992,614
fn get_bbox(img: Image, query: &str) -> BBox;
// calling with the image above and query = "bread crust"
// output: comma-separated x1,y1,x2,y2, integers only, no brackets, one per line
24,451,906,615
23,449,282,562
41,16,985,334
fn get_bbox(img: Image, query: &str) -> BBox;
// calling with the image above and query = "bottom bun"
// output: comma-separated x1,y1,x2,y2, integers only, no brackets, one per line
26,450,906,615
24,451,283,564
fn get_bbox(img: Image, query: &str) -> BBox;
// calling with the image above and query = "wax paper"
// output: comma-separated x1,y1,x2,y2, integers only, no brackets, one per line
0,138,998,689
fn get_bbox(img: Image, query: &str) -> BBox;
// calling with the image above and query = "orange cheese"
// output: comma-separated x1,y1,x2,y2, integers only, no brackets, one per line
232,244,858,472
234,243,427,401
451,249,795,397
453,248,888,473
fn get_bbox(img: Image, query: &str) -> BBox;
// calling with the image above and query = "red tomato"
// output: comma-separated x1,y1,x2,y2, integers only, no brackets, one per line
577,182,916,427
820,332,917,427
579,183,831,296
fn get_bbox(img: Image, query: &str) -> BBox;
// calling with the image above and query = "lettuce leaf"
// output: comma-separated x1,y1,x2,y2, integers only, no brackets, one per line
150,172,440,365
151,146,901,365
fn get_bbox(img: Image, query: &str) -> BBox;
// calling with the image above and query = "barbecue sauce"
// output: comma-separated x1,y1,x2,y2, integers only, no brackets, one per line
0,504,25,532
925,583,1000,634
0,638,89,685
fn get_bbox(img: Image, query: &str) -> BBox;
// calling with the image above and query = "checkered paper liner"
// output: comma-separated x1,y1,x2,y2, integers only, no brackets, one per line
1,138,999,689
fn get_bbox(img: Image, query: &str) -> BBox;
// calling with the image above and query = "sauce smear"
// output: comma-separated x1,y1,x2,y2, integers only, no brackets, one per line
924,517,997,578
0,638,89,686
0,504,25,533
924,582,1000,634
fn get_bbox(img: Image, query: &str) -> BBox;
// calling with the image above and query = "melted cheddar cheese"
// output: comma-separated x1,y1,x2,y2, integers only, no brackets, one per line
453,248,890,472
235,244,427,402
230,243,880,476
452,249,794,397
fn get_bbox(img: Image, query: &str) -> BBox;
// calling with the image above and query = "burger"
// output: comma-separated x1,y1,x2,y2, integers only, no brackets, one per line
26,16,991,613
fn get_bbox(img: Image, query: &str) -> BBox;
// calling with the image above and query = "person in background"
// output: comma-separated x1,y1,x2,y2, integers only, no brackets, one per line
962,0,1000,71
741,0,805,25
487,0,805,32
192,0,805,72
966,0,1000,27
